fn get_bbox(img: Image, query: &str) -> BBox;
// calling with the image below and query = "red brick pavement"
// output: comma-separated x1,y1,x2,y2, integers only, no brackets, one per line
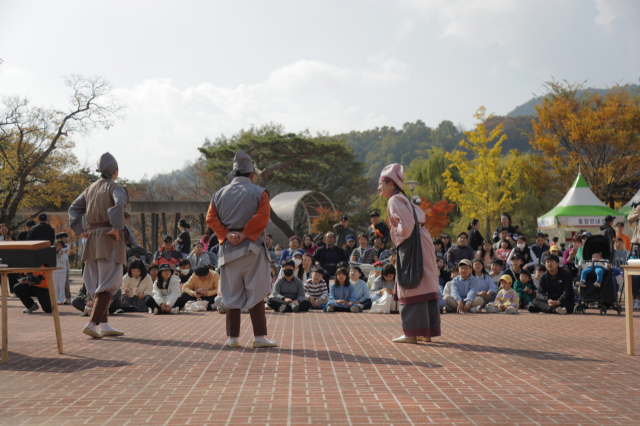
1,278,640,425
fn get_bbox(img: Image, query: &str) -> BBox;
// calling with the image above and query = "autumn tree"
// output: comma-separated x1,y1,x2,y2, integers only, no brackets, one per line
311,207,343,236
443,107,524,239
419,199,456,237
0,75,124,228
199,123,368,237
528,80,640,206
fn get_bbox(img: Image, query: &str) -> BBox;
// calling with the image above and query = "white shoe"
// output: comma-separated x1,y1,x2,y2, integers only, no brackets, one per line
148,307,154,314
634,300,639,311
218,306,226,314
505,306,518,314
83,306,92,316
485,304,499,313
556,306,567,315
171,307,180,314
469,307,478,313
210,303,217,311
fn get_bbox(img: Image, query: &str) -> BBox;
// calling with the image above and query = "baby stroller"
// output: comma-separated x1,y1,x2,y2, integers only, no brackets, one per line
574,235,622,315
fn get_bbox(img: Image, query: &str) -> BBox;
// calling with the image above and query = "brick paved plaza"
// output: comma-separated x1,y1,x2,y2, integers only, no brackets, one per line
2,277,640,426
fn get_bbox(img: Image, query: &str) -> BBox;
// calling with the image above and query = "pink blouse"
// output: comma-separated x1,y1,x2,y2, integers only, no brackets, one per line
387,194,440,303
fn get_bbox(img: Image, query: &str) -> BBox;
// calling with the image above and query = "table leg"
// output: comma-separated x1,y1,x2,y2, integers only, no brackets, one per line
2,274,8,363
625,272,634,356
45,271,64,355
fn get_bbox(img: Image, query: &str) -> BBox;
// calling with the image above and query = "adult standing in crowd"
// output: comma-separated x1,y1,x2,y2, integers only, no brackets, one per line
467,219,484,252
491,213,517,244
175,219,192,256
378,163,440,344
368,211,391,248
313,231,349,283
206,150,276,348
27,213,56,245
600,215,616,249
17,220,36,241
68,152,127,338
333,215,356,249
445,232,475,269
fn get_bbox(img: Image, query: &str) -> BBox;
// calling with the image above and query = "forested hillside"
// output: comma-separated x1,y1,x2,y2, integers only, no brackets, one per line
340,116,536,178
507,84,640,117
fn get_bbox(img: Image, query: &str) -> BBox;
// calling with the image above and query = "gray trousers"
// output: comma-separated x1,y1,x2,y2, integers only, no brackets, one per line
83,250,123,296
219,250,271,309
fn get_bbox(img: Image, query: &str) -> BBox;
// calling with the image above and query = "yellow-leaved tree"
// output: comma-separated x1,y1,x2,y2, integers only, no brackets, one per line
443,107,523,239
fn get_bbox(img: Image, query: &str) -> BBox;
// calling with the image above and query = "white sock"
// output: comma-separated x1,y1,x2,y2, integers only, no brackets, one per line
100,323,116,332
227,337,239,343
85,322,98,332
254,336,274,344
395,334,407,339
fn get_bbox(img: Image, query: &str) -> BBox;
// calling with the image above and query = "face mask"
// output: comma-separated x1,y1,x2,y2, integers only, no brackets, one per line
181,269,190,275
517,243,526,249
283,269,294,277
275,251,282,257
293,258,302,267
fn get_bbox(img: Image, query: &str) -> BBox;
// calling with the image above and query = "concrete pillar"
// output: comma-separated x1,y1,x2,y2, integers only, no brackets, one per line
141,213,146,252
174,213,180,239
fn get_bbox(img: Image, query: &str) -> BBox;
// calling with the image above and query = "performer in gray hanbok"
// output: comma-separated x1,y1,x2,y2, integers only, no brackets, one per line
69,152,127,339
206,150,276,348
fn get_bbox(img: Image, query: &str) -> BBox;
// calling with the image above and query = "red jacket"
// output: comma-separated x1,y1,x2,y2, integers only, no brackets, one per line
152,247,182,266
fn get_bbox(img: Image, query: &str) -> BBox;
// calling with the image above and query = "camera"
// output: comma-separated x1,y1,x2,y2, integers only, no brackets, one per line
18,273,44,286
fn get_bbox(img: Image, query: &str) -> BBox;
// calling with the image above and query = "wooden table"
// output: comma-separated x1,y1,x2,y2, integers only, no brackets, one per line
622,265,640,356
1,267,63,363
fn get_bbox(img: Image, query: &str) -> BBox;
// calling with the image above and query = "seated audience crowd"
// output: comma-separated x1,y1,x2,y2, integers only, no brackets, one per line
6,207,639,318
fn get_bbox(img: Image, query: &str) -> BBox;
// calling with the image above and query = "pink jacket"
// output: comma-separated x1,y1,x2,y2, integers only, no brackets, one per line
387,194,440,304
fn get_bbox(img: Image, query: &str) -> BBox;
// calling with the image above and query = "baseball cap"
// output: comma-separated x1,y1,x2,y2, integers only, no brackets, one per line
458,259,472,267
346,234,356,242
370,211,380,217
340,214,349,221
549,245,559,252
163,235,173,242
499,274,513,284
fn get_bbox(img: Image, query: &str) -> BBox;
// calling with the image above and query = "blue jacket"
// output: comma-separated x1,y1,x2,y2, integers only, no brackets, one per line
350,279,371,303
329,283,357,304
450,275,479,303
472,272,497,294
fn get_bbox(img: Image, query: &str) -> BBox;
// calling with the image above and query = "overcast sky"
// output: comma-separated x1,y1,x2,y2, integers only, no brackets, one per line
1,0,639,180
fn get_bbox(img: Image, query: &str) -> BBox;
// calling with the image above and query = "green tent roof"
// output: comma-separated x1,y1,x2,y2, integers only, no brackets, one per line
538,173,623,227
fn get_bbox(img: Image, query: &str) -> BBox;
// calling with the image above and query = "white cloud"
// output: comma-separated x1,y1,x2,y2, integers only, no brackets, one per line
82,58,407,180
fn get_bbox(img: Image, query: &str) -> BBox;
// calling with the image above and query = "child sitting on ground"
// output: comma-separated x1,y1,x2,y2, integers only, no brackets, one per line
513,268,534,308
304,267,328,309
485,275,519,314
579,252,611,288
326,267,359,313
441,266,459,313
